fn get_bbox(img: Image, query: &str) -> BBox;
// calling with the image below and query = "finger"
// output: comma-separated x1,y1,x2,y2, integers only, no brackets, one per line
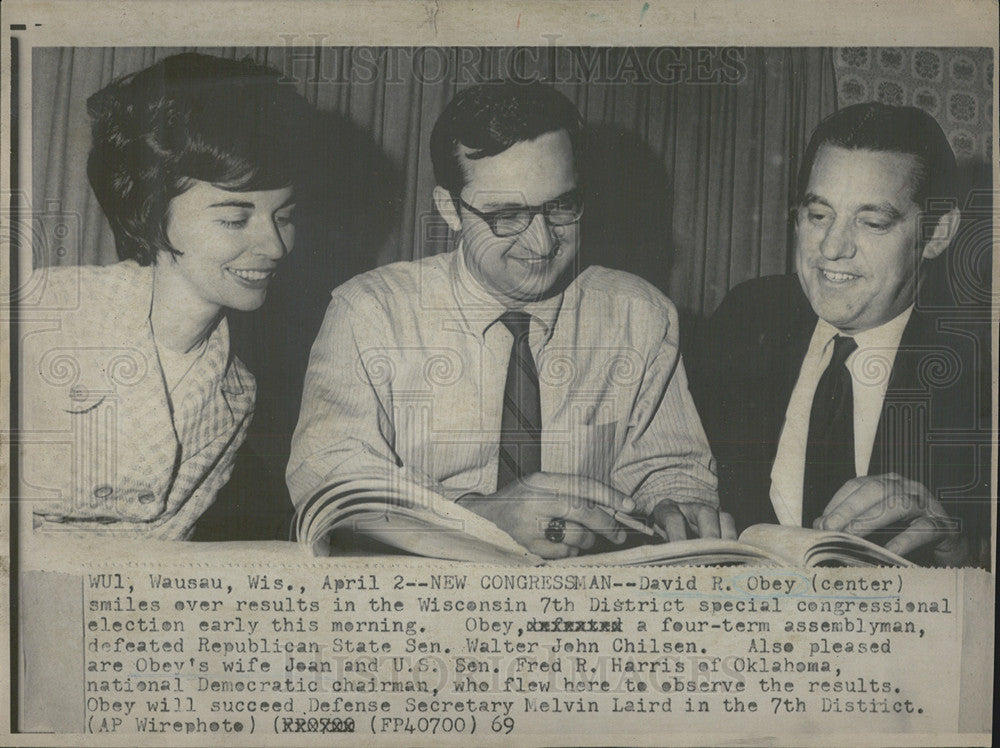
819,478,896,531
816,479,869,529
528,472,636,513
836,476,935,537
654,501,689,543
837,495,926,538
883,515,948,558
690,504,722,539
561,521,597,551
527,538,577,559
720,512,738,540
821,476,869,517
562,503,627,544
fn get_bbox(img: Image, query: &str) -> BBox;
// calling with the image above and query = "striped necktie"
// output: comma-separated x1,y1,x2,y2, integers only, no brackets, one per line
497,311,542,489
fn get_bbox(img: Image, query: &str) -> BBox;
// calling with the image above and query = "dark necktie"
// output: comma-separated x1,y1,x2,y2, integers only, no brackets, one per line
497,311,542,490
802,334,858,528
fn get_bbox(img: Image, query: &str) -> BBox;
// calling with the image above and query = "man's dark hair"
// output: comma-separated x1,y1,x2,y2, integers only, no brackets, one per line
430,80,584,195
87,52,311,265
796,102,958,211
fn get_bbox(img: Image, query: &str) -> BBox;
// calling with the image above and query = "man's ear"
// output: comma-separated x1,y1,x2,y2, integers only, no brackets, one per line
433,186,463,233
921,207,961,261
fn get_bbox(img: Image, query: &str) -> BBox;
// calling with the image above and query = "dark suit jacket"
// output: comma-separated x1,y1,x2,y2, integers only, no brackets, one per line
689,275,991,564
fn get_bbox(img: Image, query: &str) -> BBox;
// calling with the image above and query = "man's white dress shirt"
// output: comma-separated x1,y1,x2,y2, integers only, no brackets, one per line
770,307,913,525
287,249,718,515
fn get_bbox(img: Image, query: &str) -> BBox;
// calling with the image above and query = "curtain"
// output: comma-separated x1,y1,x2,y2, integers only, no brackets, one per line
31,46,836,318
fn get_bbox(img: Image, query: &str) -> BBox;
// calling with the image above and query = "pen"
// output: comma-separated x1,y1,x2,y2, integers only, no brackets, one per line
600,507,669,541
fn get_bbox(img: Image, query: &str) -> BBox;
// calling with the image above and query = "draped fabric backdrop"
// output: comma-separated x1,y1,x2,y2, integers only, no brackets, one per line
29,46,837,538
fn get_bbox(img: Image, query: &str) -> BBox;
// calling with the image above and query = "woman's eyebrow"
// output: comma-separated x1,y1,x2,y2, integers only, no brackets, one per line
206,200,256,209
207,196,297,210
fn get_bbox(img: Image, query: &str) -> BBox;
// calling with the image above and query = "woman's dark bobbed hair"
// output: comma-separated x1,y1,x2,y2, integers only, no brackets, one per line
87,52,311,264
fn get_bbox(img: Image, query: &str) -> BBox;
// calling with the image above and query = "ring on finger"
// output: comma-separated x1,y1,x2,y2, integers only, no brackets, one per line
545,517,566,543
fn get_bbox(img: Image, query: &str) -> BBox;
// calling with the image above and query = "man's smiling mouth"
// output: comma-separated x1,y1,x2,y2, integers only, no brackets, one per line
820,269,860,283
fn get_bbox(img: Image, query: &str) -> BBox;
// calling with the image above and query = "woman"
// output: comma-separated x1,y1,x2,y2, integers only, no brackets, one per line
20,52,311,538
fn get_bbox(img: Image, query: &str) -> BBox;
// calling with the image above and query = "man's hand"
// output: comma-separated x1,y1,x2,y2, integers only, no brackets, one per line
458,473,635,559
815,473,969,564
652,499,737,542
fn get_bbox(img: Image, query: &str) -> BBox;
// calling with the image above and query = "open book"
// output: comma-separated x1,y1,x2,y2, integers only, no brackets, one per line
294,477,912,567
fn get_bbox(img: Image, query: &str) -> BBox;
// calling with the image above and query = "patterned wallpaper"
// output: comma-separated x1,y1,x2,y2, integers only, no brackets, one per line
833,47,993,164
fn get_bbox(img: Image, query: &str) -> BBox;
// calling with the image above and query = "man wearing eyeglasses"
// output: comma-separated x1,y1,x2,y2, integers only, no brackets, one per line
288,81,724,558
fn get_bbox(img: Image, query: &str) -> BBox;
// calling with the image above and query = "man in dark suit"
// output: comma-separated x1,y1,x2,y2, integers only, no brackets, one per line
691,103,990,566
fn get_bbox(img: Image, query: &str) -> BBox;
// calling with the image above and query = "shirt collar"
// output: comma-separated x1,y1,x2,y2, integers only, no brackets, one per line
450,245,564,342
815,305,914,356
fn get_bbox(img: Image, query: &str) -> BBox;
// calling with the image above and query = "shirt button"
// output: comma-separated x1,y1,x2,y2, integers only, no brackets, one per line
138,492,157,504
93,485,113,499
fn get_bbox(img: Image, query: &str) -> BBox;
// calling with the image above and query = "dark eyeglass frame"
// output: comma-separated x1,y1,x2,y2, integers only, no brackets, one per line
456,188,585,238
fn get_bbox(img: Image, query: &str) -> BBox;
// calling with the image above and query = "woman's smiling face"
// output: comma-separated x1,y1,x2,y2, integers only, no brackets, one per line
159,179,296,315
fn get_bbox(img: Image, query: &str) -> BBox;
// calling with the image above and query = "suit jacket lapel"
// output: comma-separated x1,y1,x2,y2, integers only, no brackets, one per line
754,278,817,528
768,279,817,469
776,291,817,429
868,308,928,479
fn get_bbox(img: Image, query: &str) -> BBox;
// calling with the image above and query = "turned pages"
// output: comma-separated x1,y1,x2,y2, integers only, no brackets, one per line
295,478,912,567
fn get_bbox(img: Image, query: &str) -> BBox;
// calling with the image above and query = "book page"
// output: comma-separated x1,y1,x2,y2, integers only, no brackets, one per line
300,482,539,564
2,2,995,747
548,537,788,566
738,525,913,567
322,509,538,565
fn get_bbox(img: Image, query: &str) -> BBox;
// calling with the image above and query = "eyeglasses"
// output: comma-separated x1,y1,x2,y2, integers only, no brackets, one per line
457,189,584,238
